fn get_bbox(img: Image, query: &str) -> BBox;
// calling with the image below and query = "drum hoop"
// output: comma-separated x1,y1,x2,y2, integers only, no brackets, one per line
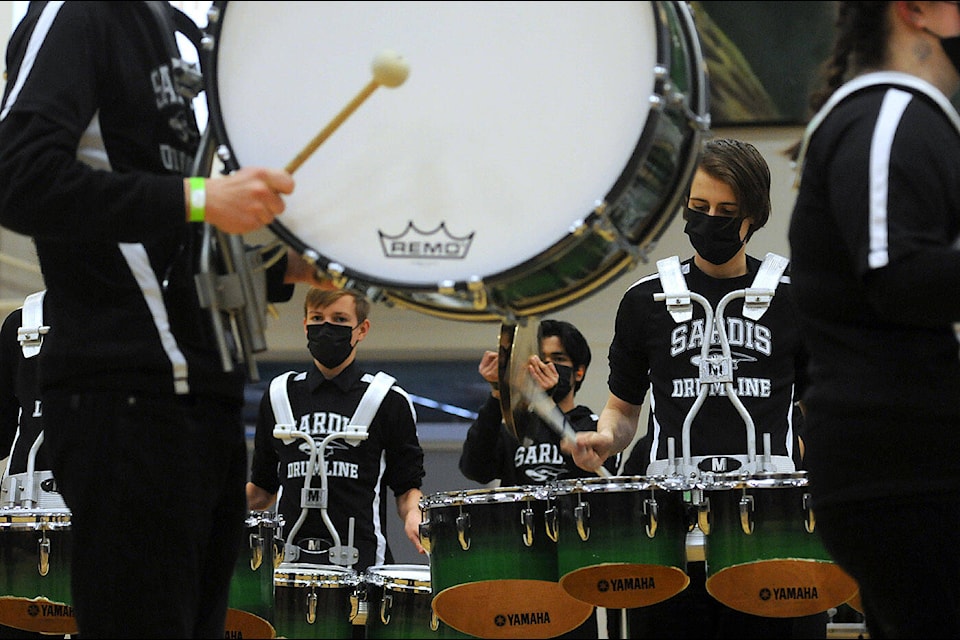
421,485,550,508
550,474,692,495
364,564,431,591
0,510,71,528
698,471,810,491
274,563,359,586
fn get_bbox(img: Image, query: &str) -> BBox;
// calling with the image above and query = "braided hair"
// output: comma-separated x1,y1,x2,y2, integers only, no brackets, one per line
787,2,890,160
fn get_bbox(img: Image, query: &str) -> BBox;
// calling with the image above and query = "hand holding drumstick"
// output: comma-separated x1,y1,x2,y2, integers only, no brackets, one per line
286,49,410,174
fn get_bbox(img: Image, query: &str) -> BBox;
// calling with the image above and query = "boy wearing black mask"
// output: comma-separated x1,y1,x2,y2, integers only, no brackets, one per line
247,288,426,578
459,318,619,488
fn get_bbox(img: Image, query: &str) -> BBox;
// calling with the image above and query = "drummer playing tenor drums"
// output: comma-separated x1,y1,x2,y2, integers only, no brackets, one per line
565,139,828,639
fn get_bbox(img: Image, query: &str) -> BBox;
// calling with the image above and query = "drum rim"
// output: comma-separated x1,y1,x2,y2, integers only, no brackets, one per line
420,485,551,507
363,563,431,590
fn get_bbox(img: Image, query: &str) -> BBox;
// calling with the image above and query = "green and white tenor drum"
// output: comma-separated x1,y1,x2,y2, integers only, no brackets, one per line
696,471,858,617
549,476,692,609
419,487,592,639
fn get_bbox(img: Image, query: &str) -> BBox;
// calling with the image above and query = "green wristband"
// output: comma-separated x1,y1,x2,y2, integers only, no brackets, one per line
188,176,206,223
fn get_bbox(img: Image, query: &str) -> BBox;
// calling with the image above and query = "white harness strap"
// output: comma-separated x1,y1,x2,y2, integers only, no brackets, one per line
350,372,396,430
269,371,297,444
656,256,692,323
742,252,789,321
269,371,397,444
18,290,47,359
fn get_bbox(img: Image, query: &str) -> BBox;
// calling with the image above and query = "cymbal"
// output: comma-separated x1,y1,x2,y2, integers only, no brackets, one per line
497,319,539,441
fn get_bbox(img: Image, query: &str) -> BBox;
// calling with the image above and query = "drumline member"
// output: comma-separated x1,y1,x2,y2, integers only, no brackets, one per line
789,2,960,637
247,287,426,576
0,2,333,636
459,318,620,485
567,138,827,638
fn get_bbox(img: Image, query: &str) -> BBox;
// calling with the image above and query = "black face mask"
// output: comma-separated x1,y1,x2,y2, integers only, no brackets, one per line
683,208,745,265
550,364,574,402
306,323,356,368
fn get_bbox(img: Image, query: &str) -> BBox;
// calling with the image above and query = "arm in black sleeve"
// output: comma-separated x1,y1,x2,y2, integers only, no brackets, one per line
0,310,22,455
863,248,960,327
248,387,282,494
459,395,508,484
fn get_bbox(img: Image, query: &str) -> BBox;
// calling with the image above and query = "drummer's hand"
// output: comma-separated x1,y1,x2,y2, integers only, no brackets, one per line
195,166,294,234
527,355,559,392
478,350,499,385
561,430,613,474
283,249,338,289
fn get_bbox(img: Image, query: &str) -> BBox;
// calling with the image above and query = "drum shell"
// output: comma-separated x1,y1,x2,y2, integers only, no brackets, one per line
226,510,283,636
272,563,358,639
420,487,558,595
0,508,75,634
697,472,859,617
699,476,830,569
550,476,691,607
361,564,436,639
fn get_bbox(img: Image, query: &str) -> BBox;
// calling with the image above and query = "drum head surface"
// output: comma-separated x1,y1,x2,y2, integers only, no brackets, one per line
432,579,593,639
706,559,858,618
208,2,656,288
560,563,689,608
224,609,275,639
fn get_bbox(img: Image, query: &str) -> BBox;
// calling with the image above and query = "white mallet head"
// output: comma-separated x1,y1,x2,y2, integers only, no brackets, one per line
372,49,410,88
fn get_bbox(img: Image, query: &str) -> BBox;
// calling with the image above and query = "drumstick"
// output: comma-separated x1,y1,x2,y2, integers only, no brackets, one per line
523,376,613,478
285,49,410,174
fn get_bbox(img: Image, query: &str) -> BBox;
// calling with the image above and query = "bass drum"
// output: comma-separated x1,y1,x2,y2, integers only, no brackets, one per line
203,1,708,321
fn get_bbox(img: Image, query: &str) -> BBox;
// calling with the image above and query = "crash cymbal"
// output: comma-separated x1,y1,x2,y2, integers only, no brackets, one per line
497,319,539,441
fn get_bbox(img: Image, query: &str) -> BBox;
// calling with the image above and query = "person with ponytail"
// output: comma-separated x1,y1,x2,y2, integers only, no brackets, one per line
789,3,960,637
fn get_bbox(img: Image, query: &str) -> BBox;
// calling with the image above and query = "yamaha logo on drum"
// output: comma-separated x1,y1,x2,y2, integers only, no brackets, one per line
378,221,474,259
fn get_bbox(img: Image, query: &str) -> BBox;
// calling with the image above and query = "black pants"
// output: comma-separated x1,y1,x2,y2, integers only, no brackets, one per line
43,391,247,638
816,497,960,639
625,562,827,639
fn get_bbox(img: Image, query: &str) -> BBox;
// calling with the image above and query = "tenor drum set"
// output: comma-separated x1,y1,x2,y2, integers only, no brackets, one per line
0,0,862,637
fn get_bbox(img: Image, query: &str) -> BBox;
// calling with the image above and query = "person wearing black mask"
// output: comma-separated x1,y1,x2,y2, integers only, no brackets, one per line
460,318,619,486
247,287,426,580
566,138,822,639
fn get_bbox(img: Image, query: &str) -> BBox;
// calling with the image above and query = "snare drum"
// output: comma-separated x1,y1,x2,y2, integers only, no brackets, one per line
202,1,707,321
696,472,858,617
0,508,76,635
549,476,691,609
273,563,359,639
419,487,592,639
225,510,284,638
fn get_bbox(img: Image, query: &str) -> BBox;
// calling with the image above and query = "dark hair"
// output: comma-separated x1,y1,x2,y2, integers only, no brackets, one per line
691,138,771,239
808,2,890,114
303,287,371,322
538,319,591,391
787,2,890,160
